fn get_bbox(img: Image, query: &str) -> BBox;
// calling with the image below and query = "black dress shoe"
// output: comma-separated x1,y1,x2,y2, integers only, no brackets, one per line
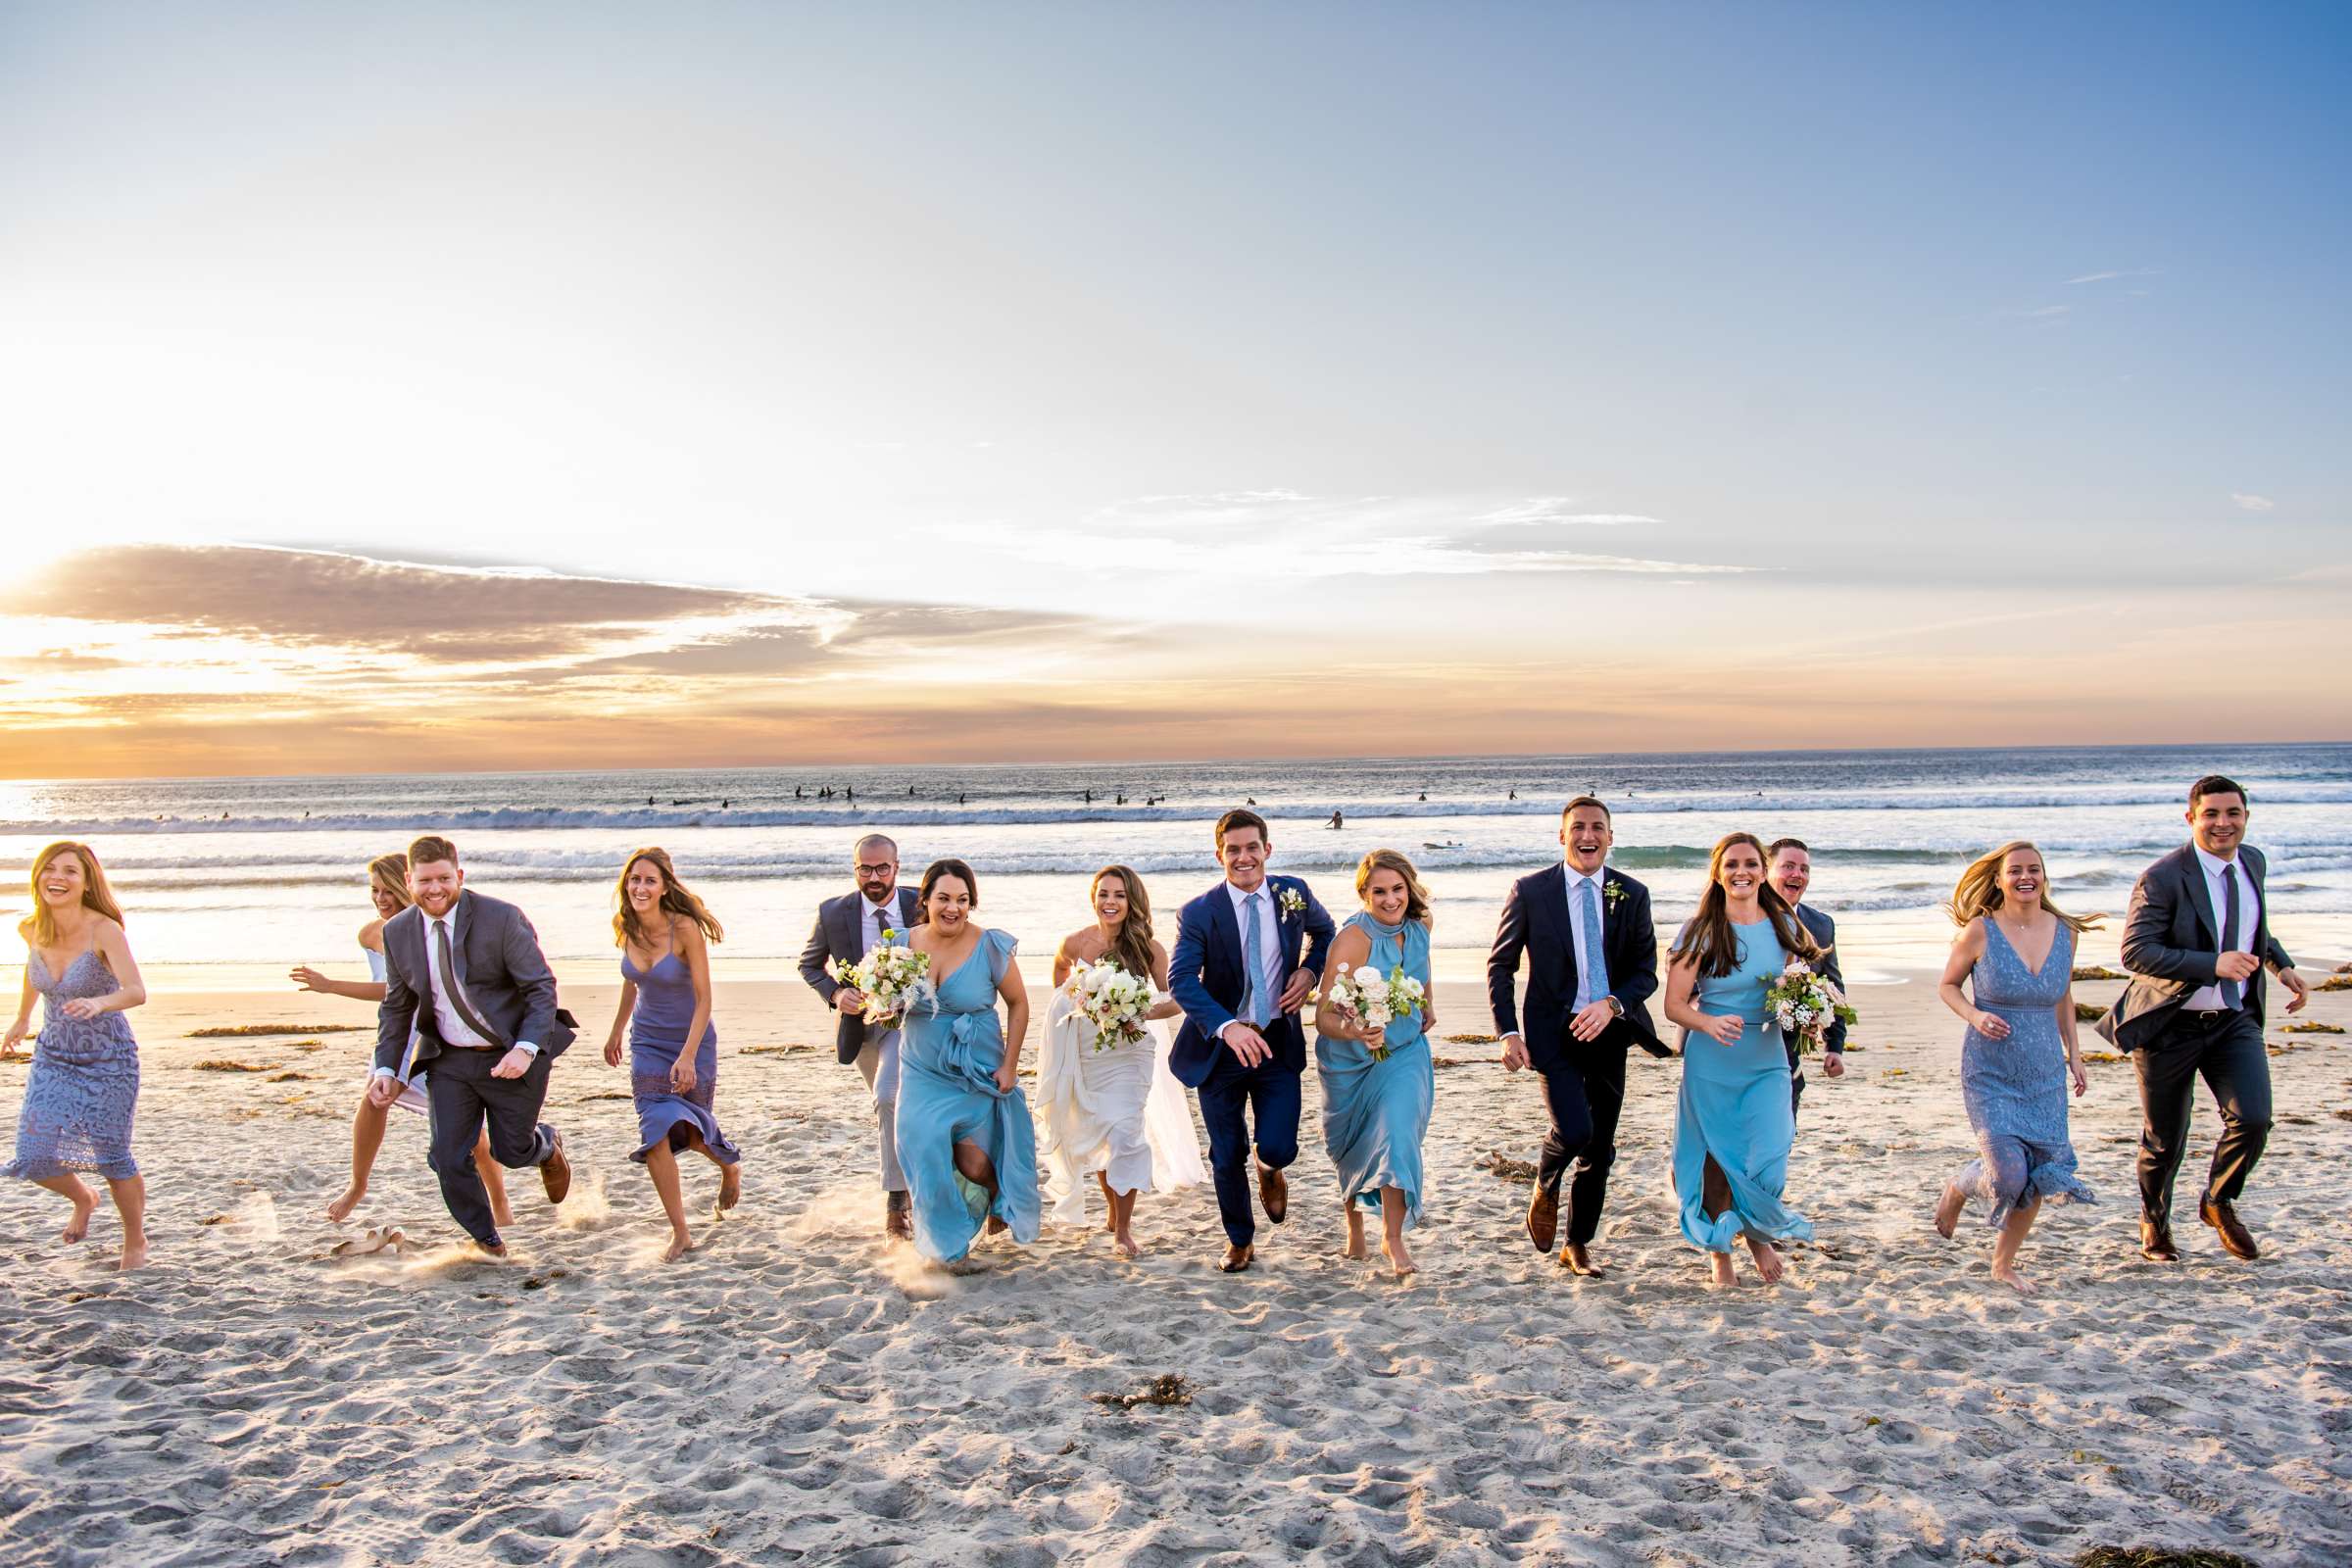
2199,1198,2260,1260
2139,1216,2180,1262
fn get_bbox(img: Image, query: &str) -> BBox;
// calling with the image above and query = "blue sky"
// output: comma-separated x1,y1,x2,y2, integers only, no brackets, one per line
1,3,2345,772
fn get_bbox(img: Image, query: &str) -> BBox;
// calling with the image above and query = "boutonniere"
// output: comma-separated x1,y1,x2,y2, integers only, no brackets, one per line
1603,882,1629,910
1277,886,1307,919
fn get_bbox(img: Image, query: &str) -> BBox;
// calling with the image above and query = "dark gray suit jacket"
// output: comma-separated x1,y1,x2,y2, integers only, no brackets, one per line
799,887,922,1064
1789,902,1847,1064
375,890,575,1075
2096,844,2292,1052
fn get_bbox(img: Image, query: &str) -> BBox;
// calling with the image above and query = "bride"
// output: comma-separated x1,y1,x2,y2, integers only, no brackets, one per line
1036,865,1207,1256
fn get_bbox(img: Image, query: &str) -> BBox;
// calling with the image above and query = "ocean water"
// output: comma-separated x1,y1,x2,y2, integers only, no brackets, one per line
3,745,2347,991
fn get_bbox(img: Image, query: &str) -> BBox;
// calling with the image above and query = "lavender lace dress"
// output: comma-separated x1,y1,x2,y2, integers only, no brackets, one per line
5,948,141,1182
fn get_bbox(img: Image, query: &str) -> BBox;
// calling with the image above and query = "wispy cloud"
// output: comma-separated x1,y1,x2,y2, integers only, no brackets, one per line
2231,493,2276,512
2064,268,2162,285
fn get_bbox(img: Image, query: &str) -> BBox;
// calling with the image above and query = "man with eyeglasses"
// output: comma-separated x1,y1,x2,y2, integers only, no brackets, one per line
800,834,923,1239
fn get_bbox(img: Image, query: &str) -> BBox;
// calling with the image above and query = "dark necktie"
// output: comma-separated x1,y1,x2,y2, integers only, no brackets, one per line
434,918,501,1044
2219,863,2242,1010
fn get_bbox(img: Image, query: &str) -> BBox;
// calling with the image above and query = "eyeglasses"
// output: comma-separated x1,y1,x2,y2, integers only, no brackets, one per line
856,863,897,876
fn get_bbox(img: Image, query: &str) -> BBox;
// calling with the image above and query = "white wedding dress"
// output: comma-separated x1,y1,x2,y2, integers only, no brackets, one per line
1034,988,1206,1226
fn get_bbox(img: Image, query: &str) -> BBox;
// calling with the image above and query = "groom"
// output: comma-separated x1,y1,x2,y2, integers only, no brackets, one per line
1169,808,1336,1273
372,834,576,1253
799,833,924,1241
1490,797,1666,1278
2098,774,2308,1263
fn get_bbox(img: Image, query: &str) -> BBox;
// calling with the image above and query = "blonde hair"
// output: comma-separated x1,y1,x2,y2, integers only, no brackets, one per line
368,853,413,912
613,847,724,950
1354,849,1433,925
20,841,127,949
1945,840,2102,937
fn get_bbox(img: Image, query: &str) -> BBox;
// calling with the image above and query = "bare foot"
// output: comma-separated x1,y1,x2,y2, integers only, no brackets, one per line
1708,1251,1739,1289
1342,1210,1367,1261
662,1232,695,1263
63,1191,97,1245
1934,1183,1965,1240
984,1214,1009,1236
1218,1243,1253,1273
1381,1238,1417,1278
489,1194,515,1230
117,1238,149,1272
1746,1236,1786,1285
1112,1230,1141,1260
325,1183,367,1224
1991,1262,2035,1295
717,1164,742,1212
1560,1244,1607,1278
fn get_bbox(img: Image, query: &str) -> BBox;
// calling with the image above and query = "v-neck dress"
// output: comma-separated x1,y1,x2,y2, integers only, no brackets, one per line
5,947,141,1182
897,929,1040,1262
1950,917,2094,1228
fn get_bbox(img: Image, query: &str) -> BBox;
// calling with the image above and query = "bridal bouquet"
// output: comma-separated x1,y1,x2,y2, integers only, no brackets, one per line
825,933,933,1024
1063,957,1154,1052
1319,961,1427,1062
1762,957,1856,1054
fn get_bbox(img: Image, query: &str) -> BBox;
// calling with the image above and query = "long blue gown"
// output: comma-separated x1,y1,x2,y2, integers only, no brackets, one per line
1314,913,1435,1228
5,948,140,1182
622,950,738,1166
1950,918,2093,1227
1672,918,1813,1252
897,928,1040,1263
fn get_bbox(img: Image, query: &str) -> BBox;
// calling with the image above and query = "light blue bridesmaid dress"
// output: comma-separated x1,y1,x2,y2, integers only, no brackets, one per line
1314,913,1436,1228
897,928,1041,1263
1671,918,1814,1252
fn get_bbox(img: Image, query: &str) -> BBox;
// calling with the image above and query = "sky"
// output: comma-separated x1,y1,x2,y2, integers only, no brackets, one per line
2,2,2347,778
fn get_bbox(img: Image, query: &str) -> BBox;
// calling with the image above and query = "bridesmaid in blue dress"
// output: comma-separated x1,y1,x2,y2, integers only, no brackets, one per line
1662,832,1824,1288
897,858,1039,1266
1933,841,2096,1293
3,842,150,1271
1313,849,1438,1278
603,849,741,1262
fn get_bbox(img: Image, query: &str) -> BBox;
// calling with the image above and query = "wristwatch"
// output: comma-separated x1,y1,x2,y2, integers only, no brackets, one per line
1605,997,1624,1018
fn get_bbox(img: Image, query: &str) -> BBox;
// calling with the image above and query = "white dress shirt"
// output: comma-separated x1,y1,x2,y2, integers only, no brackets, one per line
2182,846,2262,1011
1224,879,1284,1033
372,910,528,1080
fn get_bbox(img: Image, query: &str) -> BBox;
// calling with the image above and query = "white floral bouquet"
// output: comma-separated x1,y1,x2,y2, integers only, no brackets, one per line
1063,957,1155,1052
1761,957,1856,1054
825,931,933,1025
1318,961,1426,1062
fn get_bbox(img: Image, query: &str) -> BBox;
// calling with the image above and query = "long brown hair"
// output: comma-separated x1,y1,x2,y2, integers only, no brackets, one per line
1676,831,1820,979
1089,864,1156,979
1945,840,2103,937
1355,848,1433,925
612,847,724,951
368,853,413,912
20,841,127,949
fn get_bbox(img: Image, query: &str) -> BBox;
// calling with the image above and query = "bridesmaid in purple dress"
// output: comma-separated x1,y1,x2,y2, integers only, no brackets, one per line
603,849,741,1261
3,842,150,1271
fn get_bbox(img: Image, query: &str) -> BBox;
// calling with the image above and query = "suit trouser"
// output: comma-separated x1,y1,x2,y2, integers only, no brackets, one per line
1789,1064,1806,1121
854,1032,906,1194
425,1047,558,1247
1534,1033,1629,1248
2134,1008,2272,1218
1197,1057,1301,1249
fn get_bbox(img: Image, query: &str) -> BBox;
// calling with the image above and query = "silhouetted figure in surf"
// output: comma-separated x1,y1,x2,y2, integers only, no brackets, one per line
1328,811,1344,830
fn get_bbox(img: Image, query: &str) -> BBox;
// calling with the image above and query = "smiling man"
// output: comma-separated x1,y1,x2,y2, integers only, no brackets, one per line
2097,775,2310,1263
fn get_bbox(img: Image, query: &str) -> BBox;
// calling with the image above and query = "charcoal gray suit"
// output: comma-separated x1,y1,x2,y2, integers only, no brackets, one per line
799,886,922,1193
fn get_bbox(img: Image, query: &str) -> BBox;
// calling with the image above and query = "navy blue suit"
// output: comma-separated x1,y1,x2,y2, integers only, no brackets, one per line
1169,875,1336,1248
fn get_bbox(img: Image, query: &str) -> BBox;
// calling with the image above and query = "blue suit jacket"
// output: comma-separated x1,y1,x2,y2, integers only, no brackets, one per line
1167,875,1337,1088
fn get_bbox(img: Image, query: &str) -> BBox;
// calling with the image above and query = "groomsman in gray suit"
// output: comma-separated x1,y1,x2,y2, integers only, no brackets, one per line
1767,839,1846,1119
2097,775,2309,1263
800,834,923,1240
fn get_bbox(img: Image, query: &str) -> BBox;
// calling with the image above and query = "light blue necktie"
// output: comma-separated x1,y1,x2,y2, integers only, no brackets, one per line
1574,878,1610,1011
1242,892,1272,1026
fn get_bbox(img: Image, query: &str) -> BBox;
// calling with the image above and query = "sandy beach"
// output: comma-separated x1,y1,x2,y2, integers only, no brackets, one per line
2,960,2347,1567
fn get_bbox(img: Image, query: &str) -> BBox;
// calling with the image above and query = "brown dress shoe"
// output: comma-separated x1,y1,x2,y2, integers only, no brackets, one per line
2200,1198,2259,1260
539,1131,572,1204
1217,1243,1254,1273
1560,1243,1606,1278
1526,1184,1559,1252
2138,1216,2180,1262
885,1193,912,1241
1257,1160,1288,1224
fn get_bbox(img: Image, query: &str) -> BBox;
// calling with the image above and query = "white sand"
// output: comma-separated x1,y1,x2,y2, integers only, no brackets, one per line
3,969,2349,1566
